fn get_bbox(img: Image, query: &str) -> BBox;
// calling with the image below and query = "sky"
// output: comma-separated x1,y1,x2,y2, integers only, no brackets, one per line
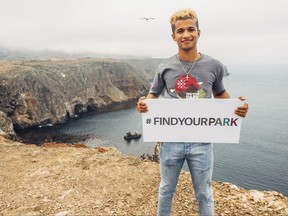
1,0,288,65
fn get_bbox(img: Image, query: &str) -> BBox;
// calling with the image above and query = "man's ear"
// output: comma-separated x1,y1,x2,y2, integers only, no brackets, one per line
172,33,176,41
198,29,201,38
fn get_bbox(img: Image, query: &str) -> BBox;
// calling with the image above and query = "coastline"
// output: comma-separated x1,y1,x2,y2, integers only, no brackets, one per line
0,136,287,216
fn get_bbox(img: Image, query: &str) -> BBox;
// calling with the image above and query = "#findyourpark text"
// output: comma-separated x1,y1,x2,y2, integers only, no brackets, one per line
142,99,243,143
147,117,238,126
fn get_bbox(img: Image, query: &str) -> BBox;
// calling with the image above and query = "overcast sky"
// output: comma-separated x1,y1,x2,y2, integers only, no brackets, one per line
1,0,288,64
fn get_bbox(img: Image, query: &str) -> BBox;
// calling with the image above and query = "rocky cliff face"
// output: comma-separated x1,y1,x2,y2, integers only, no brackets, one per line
0,59,150,130
124,58,163,82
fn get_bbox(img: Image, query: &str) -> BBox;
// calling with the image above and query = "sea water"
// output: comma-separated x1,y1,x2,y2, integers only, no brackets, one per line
18,65,288,196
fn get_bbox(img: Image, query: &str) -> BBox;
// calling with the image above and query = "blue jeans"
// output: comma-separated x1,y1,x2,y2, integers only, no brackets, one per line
158,142,214,216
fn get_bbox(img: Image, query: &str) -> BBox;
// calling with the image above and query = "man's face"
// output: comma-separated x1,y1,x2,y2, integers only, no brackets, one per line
172,19,200,52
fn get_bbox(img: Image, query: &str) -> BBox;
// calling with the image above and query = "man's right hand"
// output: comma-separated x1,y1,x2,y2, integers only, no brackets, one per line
136,96,148,113
136,93,158,113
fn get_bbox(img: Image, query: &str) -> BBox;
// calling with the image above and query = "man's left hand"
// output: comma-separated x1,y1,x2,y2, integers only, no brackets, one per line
235,96,249,117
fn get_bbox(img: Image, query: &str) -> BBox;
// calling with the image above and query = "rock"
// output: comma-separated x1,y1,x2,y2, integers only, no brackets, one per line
0,59,150,129
55,211,71,216
0,111,17,139
249,190,265,202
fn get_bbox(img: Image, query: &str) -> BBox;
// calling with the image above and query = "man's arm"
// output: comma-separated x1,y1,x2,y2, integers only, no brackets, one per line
146,93,158,99
214,90,249,118
136,93,157,113
213,90,230,99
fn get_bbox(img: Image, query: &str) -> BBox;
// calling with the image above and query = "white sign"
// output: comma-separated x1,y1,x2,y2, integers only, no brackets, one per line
142,99,243,143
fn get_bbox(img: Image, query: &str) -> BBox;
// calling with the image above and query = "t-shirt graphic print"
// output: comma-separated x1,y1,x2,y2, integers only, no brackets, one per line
175,74,206,99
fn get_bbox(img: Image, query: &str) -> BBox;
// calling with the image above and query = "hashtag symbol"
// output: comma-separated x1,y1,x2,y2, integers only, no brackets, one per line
146,118,152,124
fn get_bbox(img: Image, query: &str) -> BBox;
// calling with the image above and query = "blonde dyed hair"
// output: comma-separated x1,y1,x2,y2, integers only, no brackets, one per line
170,9,199,33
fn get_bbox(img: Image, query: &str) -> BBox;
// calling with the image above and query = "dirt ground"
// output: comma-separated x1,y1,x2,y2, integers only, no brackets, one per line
0,136,287,216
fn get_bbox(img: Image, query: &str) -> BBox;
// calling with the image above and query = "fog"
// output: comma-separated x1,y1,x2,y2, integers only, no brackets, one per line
1,0,287,64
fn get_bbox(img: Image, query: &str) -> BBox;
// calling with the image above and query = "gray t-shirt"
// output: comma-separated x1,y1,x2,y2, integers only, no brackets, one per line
150,54,226,99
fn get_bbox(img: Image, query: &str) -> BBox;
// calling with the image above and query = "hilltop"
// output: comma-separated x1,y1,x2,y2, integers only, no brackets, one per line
0,136,287,216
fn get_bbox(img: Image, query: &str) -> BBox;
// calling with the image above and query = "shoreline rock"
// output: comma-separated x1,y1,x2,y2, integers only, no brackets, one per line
0,136,287,216
0,111,17,139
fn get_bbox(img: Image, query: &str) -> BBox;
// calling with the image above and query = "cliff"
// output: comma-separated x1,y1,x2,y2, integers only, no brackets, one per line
124,58,163,82
0,136,287,216
0,58,150,131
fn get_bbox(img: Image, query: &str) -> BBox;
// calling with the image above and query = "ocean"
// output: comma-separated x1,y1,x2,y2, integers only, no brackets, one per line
18,64,288,197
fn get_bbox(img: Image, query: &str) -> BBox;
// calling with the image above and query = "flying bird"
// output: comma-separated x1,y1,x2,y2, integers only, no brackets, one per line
140,17,155,21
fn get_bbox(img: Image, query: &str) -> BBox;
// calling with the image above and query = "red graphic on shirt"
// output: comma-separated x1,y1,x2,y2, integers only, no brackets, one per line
175,75,198,98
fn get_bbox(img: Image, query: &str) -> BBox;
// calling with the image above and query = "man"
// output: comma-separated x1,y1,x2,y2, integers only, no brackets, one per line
136,9,249,216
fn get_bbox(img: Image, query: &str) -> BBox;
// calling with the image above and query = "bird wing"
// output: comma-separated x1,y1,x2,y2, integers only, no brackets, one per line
140,17,155,20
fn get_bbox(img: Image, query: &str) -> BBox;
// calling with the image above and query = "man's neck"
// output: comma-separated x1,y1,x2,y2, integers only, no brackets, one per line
178,50,200,62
